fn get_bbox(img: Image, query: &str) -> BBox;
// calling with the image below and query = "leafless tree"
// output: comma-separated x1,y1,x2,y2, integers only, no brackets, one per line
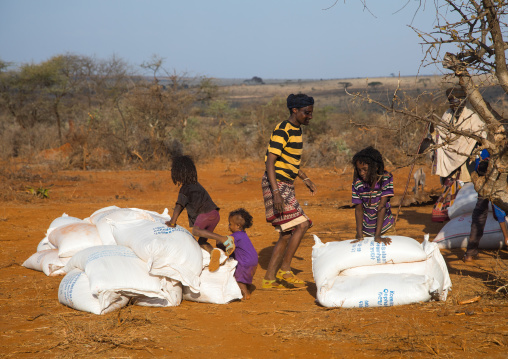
347,0,508,212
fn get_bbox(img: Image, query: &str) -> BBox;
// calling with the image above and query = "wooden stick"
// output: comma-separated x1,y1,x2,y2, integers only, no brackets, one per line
457,296,481,305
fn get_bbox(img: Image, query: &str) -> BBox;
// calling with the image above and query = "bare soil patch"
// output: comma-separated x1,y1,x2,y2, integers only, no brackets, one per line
1,160,507,358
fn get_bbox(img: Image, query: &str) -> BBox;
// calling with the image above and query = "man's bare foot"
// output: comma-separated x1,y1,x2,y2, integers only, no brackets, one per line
238,282,251,300
462,253,479,263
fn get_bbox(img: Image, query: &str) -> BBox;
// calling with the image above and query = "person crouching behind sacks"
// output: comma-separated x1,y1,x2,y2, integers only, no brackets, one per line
463,149,508,262
261,93,317,289
216,208,258,299
166,155,235,272
351,146,395,246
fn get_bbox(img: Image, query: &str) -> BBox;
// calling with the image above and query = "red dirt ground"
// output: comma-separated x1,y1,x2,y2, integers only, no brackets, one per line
1,160,507,358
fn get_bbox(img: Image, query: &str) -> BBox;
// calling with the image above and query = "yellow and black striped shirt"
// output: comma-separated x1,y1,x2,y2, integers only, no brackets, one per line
265,120,303,182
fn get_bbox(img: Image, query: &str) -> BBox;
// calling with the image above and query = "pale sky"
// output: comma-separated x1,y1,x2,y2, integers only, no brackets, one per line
0,1,442,79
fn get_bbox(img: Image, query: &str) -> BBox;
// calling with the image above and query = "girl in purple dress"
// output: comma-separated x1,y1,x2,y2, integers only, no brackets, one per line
221,208,259,299
351,147,395,245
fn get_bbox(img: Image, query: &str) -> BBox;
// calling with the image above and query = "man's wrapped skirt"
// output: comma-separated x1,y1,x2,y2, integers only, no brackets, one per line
261,173,311,232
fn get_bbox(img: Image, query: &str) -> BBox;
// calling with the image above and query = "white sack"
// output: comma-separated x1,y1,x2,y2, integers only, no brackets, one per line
46,213,84,236
22,249,70,276
341,237,451,301
134,280,183,307
183,251,242,304
317,273,433,308
48,222,102,258
434,212,506,249
86,206,121,224
111,219,203,292
37,237,56,252
59,269,129,315
92,208,155,246
312,235,427,291
63,245,180,309
448,183,492,219
133,208,172,224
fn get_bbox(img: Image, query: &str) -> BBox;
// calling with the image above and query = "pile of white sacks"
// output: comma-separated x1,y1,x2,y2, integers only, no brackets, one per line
312,235,451,308
433,183,507,249
22,206,243,315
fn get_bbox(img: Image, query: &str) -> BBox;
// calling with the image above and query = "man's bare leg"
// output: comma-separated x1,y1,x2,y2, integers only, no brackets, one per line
279,221,310,272
499,221,508,246
264,231,291,281
264,220,310,281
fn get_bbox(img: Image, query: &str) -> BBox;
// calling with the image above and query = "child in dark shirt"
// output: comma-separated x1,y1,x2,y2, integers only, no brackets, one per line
219,208,258,300
166,155,235,271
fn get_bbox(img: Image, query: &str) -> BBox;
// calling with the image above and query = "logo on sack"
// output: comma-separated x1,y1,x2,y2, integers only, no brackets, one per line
60,270,82,306
359,300,369,308
351,242,363,253
377,288,395,306
370,241,387,263
153,226,192,236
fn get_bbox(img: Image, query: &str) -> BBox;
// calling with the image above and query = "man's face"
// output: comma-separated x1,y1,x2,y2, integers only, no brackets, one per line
448,96,465,112
293,105,313,126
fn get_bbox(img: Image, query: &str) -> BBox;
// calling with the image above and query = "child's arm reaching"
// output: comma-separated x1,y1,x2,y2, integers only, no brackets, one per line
191,227,235,255
374,197,392,245
166,203,184,227
351,204,364,243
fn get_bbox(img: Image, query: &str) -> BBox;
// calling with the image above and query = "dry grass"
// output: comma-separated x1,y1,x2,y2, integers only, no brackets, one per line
1,161,507,358
2,307,161,358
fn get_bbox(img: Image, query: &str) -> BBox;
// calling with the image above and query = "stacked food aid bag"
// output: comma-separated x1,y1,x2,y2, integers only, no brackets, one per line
433,183,506,249
312,235,451,308
22,206,242,315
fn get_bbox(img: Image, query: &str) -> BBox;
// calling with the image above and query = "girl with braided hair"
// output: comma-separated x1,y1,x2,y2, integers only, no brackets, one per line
351,146,395,245
166,155,235,272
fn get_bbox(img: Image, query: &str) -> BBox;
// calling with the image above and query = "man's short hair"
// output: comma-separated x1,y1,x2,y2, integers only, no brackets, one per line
446,87,466,99
287,94,314,109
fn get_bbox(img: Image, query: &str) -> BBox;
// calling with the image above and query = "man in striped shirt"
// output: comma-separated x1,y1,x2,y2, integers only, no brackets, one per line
261,93,317,289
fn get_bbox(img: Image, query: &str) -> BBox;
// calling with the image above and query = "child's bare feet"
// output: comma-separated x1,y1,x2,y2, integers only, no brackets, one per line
238,282,251,300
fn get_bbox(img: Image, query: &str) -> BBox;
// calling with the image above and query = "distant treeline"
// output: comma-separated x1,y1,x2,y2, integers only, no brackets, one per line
3,54,504,170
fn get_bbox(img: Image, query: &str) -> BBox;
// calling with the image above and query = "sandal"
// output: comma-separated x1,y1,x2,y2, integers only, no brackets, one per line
276,269,306,288
261,279,285,290
208,249,221,272
223,236,236,256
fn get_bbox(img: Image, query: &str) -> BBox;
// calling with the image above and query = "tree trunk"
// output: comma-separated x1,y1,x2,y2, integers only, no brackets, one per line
54,101,63,146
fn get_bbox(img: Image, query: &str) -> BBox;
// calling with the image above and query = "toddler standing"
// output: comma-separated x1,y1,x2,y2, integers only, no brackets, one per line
218,208,258,300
